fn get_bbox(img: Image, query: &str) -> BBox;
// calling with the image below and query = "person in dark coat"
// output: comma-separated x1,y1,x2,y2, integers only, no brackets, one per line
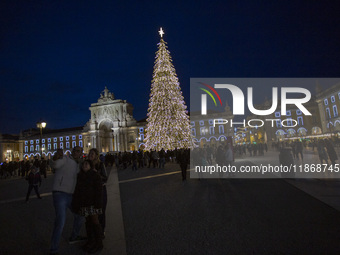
296,141,304,160
216,145,225,165
325,139,338,165
88,148,108,239
317,140,329,164
178,149,190,181
279,147,295,178
25,165,42,202
72,160,103,253
40,158,47,178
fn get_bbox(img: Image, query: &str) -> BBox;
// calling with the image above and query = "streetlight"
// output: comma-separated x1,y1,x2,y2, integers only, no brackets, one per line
37,120,46,159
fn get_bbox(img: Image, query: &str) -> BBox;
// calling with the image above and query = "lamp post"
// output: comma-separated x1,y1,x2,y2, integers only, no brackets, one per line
37,120,46,159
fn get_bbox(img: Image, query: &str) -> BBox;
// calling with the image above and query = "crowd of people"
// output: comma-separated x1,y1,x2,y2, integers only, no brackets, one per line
104,149,190,180
273,138,338,164
102,149,177,170
0,158,50,179
2,138,339,254
47,147,189,254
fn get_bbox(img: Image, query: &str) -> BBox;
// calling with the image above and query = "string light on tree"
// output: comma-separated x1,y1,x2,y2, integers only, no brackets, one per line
145,28,192,151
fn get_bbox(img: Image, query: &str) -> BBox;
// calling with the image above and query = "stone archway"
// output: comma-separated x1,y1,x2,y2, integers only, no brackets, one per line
99,119,113,153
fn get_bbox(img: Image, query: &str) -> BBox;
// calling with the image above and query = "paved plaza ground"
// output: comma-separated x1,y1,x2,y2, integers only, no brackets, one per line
0,149,340,254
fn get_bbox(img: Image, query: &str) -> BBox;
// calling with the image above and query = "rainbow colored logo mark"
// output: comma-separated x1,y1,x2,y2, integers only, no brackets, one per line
198,82,222,107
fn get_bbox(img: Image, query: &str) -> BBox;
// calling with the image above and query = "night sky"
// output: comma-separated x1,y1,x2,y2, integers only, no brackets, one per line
1,1,340,134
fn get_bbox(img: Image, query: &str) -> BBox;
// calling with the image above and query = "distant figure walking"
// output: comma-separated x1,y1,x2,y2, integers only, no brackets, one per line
296,141,304,160
317,140,328,164
178,149,190,181
325,139,338,165
25,165,42,202
225,143,234,177
40,158,48,178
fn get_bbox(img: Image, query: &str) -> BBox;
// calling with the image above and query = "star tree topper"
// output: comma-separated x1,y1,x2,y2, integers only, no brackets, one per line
158,27,164,38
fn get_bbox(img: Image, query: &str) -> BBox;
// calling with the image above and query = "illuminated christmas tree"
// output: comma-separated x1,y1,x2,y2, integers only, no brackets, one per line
145,28,192,151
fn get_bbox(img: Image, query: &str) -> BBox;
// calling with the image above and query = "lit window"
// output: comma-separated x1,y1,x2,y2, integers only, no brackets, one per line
79,140,83,147
191,128,196,136
209,119,214,125
25,146,28,153
60,143,63,149
66,136,69,141
60,137,63,141
331,96,335,103
286,110,291,116
140,134,144,141
276,120,282,127
190,121,195,127
25,141,28,145
48,138,51,142
297,116,304,126
30,145,34,152
324,99,328,105
54,143,57,150
30,140,34,144
199,120,204,126
54,137,57,142
79,135,82,139
42,144,45,149
66,142,70,149
338,92,340,100
200,127,207,135
36,139,40,144
333,105,338,117
209,126,215,135
219,125,224,134
296,110,302,115
48,144,51,150
288,118,294,126
275,112,280,117
72,136,76,140
36,145,39,151
72,141,76,147
326,108,331,119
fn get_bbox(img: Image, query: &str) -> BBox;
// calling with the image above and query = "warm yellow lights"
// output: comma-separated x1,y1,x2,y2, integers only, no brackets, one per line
37,121,47,129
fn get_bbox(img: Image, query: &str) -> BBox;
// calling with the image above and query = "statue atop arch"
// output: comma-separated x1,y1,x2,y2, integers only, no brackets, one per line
98,86,115,102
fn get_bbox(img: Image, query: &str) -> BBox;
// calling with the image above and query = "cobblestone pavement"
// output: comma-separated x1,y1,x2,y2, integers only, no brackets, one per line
119,161,340,254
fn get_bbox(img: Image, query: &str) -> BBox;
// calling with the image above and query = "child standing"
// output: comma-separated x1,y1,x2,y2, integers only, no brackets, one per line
72,160,103,253
25,165,42,202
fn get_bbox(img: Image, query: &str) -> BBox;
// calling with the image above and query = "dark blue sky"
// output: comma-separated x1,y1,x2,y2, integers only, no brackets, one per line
1,1,340,134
